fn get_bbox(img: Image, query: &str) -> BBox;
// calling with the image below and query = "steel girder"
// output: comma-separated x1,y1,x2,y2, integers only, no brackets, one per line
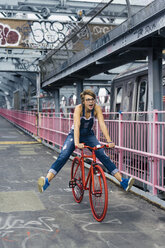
0,0,144,20
40,0,165,90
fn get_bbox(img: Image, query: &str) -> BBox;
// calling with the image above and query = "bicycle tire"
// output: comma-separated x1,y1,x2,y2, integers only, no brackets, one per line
89,164,108,222
71,157,84,203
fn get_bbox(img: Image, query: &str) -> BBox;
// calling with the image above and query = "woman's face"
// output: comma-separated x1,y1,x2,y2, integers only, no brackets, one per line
84,94,95,111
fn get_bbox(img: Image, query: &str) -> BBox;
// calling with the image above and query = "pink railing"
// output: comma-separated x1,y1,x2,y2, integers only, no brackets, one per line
101,111,165,195
39,113,73,148
0,109,37,135
0,108,165,196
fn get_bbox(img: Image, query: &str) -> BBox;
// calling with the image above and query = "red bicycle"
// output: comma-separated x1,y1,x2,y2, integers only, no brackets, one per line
69,144,109,222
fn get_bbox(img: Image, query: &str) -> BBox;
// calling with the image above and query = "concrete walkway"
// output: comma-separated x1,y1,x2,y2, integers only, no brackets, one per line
0,116,165,248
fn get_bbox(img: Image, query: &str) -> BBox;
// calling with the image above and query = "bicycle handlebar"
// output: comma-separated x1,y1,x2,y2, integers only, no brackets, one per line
76,144,111,150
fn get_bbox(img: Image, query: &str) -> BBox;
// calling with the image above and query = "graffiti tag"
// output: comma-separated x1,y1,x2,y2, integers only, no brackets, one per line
0,23,21,46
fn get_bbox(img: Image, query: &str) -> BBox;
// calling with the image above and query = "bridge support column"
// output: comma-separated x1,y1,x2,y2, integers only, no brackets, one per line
54,89,60,115
36,72,41,113
148,49,163,195
76,81,83,104
148,49,163,112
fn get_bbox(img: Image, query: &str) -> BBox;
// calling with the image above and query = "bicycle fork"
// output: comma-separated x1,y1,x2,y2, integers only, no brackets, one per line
91,165,103,197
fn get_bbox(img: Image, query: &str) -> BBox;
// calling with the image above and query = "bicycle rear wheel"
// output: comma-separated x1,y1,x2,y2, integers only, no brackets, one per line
71,157,84,203
89,164,108,222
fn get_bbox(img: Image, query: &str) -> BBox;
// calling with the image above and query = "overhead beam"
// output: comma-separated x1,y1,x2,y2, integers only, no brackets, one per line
0,59,39,72
0,91,6,97
0,83,15,93
0,1,144,19
41,0,165,89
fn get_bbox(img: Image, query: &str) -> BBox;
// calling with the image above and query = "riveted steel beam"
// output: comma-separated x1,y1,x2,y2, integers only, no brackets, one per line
41,0,165,89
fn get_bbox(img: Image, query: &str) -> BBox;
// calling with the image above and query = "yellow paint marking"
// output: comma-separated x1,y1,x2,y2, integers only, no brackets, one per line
0,141,40,145
19,150,37,155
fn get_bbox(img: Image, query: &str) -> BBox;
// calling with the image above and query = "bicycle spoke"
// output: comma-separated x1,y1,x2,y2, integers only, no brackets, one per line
71,157,84,203
89,164,108,222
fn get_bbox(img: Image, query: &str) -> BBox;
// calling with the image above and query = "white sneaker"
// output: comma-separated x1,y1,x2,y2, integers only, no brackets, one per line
38,176,50,193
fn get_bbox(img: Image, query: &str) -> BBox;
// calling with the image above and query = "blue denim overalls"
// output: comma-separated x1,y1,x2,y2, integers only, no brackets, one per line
48,106,118,176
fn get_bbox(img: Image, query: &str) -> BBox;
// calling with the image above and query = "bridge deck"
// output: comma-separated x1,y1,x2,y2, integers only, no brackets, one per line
0,115,165,248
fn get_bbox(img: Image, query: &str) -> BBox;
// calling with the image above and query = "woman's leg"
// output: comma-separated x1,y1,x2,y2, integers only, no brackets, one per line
48,132,75,177
46,172,55,182
38,132,75,192
113,172,122,182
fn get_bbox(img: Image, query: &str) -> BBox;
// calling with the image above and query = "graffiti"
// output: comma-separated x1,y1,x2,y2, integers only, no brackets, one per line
28,21,84,49
66,22,89,40
122,35,127,46
93,32,111,50
16,21,32,40
30,21,66,46
13,59,39,71
0,216,59,235
0,215,60,248
92,25,112,35
0,23,21,46
24,41,58,50
134,23,156,39
145,23,156,34
0,19,115,50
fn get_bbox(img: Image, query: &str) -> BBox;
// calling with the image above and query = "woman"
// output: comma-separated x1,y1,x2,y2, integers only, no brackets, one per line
38,89,134,192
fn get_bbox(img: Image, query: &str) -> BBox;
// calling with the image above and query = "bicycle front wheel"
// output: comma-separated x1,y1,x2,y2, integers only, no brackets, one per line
71,157,84,203
89,164,108,222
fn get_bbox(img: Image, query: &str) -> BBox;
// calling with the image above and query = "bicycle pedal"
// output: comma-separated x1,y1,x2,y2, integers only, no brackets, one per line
69,179,76,188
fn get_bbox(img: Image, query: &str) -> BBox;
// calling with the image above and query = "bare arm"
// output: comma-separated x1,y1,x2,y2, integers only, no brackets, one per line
95,105,115,148
73,105,84,149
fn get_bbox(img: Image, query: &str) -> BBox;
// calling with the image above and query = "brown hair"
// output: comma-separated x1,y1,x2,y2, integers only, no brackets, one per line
80,89,96,104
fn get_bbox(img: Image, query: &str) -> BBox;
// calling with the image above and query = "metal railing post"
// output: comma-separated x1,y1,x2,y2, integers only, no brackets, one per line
118,111,123,172
153,109,158,195
96,119,100,141
60,113,62,148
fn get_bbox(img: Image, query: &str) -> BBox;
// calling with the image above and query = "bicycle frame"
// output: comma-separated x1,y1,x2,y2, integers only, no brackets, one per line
79,144,107,193
70,144,109,221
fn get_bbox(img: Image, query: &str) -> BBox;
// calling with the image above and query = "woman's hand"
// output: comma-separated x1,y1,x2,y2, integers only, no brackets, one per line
107,142,115,148
75,143,85,149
